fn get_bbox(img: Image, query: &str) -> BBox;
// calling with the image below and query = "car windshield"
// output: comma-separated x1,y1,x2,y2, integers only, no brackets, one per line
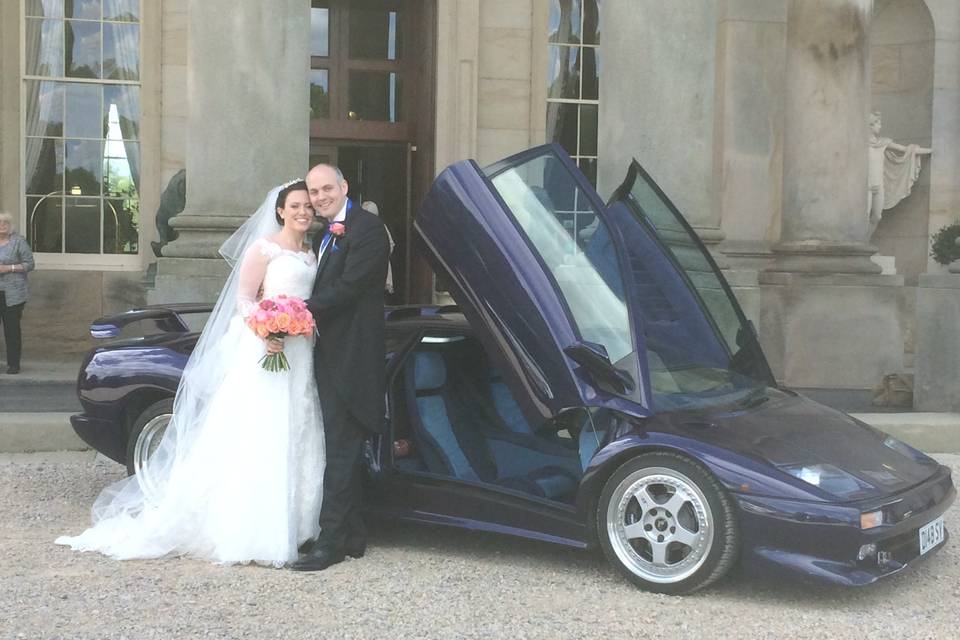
612,164,773,412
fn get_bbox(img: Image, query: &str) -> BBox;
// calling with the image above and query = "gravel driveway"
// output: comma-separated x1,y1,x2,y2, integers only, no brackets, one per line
2,452,958,640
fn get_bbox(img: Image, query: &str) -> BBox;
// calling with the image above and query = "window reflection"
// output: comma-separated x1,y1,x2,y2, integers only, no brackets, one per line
310,69,330,118
64,83,100,138
490,154,632,363
27,196,63,252
349,9,400,60
26,0,65,18
66,19,101,78
25,19,64,77
65,197,101,253
25,139,64,195
104,0,139,22
103,22,140,80
348,71,400,122
25,81,64,137
66,0,100,20
65,140,102,195
548,0,582,44
310,7,329,56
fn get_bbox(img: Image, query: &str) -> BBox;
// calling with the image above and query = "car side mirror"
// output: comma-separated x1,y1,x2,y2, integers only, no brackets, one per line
564,341,636,394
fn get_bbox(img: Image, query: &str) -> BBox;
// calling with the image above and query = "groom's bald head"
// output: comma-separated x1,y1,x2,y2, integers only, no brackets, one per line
306,164,349,221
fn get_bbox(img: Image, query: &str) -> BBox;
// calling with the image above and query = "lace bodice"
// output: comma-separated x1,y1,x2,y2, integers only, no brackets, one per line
238,239,317,312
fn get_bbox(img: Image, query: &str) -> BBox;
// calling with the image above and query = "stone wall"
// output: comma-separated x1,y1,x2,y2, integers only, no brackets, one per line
0,1,19,218
21,270,148,360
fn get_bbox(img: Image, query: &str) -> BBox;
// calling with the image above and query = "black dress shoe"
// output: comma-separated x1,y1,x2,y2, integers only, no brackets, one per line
6,366,19,374
344,544,366,559
288,547,344,572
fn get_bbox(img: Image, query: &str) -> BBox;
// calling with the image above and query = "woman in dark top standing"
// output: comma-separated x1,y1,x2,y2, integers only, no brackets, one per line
0,212,35,374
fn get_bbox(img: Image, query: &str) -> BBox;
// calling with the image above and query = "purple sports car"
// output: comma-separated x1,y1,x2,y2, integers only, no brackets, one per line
71,145,954,593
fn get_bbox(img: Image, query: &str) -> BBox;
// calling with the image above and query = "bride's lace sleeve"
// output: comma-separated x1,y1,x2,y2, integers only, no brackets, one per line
236,239,275,317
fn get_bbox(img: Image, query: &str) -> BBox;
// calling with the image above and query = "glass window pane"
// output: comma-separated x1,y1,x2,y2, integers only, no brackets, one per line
548,0,582,44
103,22,139,80
25,138,64,195
310,7,329,56
103,197,138,254
64,83,101,138
583,0,600,45
581,48,599,100
546,102,577,156
547,46,578,100
27,196,64,252
26,0,64,18
577,157,597,187
25,18,64,77
103,0,139,22
627,175,742,354
25,81,64,137
66,20,101,78
65,0,100,20
349,9,400,60
579,104,598,156
65,140,102,196
490,153,632,363
65,197,101,253
310,69,330,118
348,71,400,122
104,139,139,197
103,85,140,140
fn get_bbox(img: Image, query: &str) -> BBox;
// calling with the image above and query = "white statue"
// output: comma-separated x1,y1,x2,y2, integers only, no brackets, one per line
868,110,931,236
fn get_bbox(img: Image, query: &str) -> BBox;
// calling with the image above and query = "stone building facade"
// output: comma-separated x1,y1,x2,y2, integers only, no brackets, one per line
1,0,958,406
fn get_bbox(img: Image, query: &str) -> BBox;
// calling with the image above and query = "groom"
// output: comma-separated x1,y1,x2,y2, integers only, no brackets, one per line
292,164,391,571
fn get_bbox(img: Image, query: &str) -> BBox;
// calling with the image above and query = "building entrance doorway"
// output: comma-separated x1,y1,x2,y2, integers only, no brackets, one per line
311,143,411,304
309,0,435,304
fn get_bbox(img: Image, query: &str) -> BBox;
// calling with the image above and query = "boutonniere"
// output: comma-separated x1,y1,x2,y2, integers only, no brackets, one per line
329,222,346,252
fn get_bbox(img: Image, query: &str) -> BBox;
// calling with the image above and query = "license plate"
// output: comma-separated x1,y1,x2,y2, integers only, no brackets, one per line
919,516,945,555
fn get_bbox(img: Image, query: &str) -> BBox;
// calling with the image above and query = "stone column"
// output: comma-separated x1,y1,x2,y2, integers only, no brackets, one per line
758,0,908,393
149,0,310,304
598,0,724,249
772,0,878,274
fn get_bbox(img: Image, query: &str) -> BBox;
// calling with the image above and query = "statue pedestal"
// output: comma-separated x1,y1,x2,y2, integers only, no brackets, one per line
758,272,905,390
870,254,897,275
914,274,960,411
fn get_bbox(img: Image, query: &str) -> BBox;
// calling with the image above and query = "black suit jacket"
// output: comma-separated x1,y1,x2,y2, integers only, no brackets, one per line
307,205,391,434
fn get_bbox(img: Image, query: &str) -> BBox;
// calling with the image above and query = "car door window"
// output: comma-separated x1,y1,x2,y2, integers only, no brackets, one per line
487,152,633,365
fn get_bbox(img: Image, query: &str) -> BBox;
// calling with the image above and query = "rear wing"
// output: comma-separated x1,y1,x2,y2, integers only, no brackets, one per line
90,303,215,339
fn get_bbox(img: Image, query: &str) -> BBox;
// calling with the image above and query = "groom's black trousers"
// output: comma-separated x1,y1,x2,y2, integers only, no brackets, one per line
315,382,367,551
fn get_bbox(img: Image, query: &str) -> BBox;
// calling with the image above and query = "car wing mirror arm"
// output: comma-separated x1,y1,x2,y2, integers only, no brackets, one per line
564,341,635,394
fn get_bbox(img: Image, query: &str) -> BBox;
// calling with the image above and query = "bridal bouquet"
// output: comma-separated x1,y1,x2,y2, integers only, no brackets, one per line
246,295,315,372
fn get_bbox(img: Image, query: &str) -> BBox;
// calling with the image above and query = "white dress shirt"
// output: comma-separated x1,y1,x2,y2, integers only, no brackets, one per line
318,200,349,262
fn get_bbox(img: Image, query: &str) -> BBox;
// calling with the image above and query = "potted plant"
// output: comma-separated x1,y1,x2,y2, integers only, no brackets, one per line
930,220,960,273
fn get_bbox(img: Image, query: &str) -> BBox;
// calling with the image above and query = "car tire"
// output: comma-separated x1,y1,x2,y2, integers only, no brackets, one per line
125,398,174,478
597,451,739,595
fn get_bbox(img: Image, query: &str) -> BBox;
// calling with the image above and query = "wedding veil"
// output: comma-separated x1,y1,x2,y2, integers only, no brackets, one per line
88,185,287,524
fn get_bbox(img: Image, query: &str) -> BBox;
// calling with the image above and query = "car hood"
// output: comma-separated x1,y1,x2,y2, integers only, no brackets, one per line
649,390,941,501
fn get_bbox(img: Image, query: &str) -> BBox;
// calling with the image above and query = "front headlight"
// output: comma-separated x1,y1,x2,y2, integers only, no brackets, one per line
781,463,871,497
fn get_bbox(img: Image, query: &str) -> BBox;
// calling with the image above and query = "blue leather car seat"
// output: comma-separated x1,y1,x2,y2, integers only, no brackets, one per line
404,350,580,500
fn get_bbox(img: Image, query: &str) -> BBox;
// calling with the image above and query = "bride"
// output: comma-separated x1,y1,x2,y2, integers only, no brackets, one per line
56,180,325,567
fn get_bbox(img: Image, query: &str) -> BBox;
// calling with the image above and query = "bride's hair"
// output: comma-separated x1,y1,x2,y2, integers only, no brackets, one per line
275,180,308,224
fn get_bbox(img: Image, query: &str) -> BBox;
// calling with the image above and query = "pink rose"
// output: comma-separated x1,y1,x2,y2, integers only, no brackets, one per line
329,222,346,237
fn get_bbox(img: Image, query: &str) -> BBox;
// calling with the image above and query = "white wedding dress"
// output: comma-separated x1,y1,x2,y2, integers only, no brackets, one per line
56,239,325,567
